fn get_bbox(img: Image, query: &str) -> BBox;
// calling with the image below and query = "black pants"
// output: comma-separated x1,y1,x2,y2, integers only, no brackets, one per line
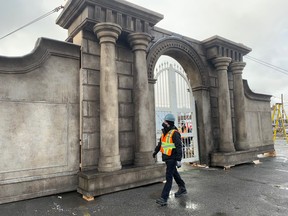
161,159,185,200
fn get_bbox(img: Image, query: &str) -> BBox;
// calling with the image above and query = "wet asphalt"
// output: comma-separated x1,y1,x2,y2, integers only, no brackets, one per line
1,140,288,216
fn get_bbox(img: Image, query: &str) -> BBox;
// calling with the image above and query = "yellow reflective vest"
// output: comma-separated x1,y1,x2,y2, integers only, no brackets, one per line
160,129,176,156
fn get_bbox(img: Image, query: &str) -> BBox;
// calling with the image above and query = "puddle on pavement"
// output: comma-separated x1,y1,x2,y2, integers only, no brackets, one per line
275,185,288,190
181,201,199,210
169,195,201,210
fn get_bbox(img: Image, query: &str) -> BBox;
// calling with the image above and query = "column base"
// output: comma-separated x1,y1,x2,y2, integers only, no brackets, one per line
235,140,250,151
134,151,155,167
219,141,236,152
77,164,165,198
98,155,122,172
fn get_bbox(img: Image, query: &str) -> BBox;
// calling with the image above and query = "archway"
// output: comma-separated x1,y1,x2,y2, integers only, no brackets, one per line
147,36,213,164
154,56,199,163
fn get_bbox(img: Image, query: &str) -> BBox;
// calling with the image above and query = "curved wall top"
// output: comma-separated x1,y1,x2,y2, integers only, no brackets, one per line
0,38,80,74
243,79,271,102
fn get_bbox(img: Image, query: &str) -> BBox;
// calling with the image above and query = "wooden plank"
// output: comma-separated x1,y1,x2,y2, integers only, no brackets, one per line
82,195,94,201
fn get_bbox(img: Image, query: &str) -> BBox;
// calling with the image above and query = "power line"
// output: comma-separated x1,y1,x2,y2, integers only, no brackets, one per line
244,55,288,76
0,5,64,41
1,5,288,79
246,55,288,72
245,55,288,73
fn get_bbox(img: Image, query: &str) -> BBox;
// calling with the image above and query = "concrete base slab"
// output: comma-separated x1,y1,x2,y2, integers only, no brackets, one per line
0,173,78,204
211,144,275,167
211,150,259,167
77,164,165,198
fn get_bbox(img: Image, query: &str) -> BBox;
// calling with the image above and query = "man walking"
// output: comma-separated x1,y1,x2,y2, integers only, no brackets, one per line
153,113,187,206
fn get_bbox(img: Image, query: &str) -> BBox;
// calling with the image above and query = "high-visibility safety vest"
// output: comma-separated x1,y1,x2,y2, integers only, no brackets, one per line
160,129,176,156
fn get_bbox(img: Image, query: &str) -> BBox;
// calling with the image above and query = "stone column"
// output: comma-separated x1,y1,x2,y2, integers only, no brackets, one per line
212,57,235,152
230,61,249,150
94,23,122,172
128,32,154,166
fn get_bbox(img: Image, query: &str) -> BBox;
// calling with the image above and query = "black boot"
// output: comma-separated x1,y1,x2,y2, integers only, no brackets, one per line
156,197,168,206
174,186,187,197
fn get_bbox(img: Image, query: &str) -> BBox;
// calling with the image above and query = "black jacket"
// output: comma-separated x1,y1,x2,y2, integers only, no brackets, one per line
154,126,183,161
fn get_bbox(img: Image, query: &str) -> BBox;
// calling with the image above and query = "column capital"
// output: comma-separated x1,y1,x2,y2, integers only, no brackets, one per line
128,32,152,52
212,57,232,71
94,22,122,44
230,61,246,75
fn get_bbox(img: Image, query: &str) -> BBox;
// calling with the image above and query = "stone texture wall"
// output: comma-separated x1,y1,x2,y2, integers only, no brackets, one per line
116,42,135,166
209,66,220,149
228,71,236,143
202,63,237,152
73,30,135,171
74,30,101,170
0,38,81,204
244,80,273,150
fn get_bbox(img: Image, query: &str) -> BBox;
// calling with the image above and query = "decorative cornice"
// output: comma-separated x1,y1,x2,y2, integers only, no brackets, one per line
56,0,163,38
243,80,271,102
202,35,251,61
0,38,80,74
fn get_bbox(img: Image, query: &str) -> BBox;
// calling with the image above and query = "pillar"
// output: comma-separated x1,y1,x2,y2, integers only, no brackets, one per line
230,61,249,150
212,57,235,152
128,32,154,166
94,22,122,172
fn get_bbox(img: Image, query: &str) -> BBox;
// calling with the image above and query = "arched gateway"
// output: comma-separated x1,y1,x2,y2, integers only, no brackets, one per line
0,0,274,203
147,37,213,164
153,58,200,163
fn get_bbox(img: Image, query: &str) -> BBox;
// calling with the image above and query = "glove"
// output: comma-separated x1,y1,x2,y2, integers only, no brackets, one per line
176,161,182,168
152,152,157,158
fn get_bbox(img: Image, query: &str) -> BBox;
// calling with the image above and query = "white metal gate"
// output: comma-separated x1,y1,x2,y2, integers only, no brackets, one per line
154,57,199,162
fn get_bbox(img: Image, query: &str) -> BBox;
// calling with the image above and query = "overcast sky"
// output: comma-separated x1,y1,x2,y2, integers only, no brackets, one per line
0,0,287,105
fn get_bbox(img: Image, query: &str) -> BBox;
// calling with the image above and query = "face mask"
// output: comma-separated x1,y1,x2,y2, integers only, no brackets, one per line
162,122,169,128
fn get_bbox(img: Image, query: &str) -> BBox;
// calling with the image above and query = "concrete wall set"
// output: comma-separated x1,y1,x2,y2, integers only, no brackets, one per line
0,0,274,204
